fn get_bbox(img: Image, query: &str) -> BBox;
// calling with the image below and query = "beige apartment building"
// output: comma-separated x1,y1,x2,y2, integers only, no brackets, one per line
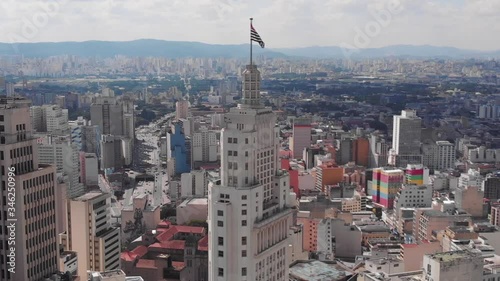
413,209,472,242
64,191,120,279
0,97,59,280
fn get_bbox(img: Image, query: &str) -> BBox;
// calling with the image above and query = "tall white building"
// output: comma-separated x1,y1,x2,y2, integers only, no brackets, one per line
434,141,455,170
181,170,208,198
192,127,218,163
30,104,69,133
369,133,389,168
423,141,456,171
37,134,85,198
208,64,294,281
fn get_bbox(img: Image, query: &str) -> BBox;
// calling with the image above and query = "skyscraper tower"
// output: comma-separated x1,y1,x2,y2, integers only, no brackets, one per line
0,97,59,280
208,21,293,281
392,110,423,166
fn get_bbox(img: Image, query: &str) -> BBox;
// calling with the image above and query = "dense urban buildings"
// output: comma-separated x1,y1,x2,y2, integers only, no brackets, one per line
2,21,500,281
0,97,59,281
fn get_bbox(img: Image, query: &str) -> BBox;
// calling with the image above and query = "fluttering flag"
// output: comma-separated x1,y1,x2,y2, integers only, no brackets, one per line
251,24,265,48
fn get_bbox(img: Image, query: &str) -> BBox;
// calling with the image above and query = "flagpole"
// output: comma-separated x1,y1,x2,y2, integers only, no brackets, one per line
250,17,253,66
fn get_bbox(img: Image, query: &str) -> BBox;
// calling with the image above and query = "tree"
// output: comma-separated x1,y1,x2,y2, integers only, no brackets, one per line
160,205,176,219
187,220,208,229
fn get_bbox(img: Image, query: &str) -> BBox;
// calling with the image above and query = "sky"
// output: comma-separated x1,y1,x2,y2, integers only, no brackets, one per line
0,0,499,50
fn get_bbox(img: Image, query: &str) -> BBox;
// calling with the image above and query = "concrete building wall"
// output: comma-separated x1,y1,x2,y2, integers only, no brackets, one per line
68,192,120,279
84,153,99,186
291,118,311,159
455,185,485,217
176,100,189,120
422,251,483,281
0,97,60,281
177,198,209,225
401,241,441,272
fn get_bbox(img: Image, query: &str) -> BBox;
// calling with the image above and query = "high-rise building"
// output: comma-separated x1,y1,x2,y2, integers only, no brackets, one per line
371,168,405,209
37,134,85,199
352,137,369,167
490,205,500,227
483,172,500,200
208,64,294,281
91,95,123,136
434,141,455,170
91,95,134,168
405,164,429,186
181,169,209,198
368,133,389,168
100,135,124,171
30,105,69,134
166,121,191,175
5,82,14,96
290,117,311,159
314,162,344,193
392,110,422,166
425,141,456,171
192,127,218,163
65,191,120,279
82,125,101,157
175,100,190,120
0,97,59,280
81,152,98,186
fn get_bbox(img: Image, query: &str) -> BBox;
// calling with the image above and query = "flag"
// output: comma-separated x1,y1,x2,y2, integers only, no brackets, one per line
251,24,265,48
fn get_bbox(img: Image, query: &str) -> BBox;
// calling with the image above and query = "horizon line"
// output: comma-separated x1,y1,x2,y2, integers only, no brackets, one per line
0,39,498,53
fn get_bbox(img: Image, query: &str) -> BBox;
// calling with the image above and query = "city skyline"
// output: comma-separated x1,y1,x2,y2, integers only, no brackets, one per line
0,0,500,51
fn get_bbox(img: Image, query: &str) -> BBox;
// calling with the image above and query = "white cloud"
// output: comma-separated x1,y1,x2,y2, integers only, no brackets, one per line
0,0,498,50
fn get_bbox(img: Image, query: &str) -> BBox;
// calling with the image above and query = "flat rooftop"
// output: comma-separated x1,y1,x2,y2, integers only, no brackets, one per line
73,191,108,202
289,260,349,281
97,269,126,277
427,250,480,262
178,198,208,207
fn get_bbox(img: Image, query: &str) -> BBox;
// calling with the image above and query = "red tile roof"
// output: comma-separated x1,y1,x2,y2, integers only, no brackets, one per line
162,240,186,250
136,259,157,269
197,235,208,252
149,240,186,251
156,227,178,242
174,225,205,234
172,261,185,271
157,220,172,228
120,251,137,262
131,245,148,258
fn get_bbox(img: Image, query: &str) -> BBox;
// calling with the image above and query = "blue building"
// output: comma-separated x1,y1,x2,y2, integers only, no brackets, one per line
167,122,191,175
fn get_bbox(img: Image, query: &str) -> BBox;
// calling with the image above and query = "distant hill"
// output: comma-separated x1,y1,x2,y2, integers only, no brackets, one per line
274,45,500,59
0,39,285,58
0,39,498,59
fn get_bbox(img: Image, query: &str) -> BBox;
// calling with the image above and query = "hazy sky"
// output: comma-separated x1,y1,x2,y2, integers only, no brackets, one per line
0,0,499,50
